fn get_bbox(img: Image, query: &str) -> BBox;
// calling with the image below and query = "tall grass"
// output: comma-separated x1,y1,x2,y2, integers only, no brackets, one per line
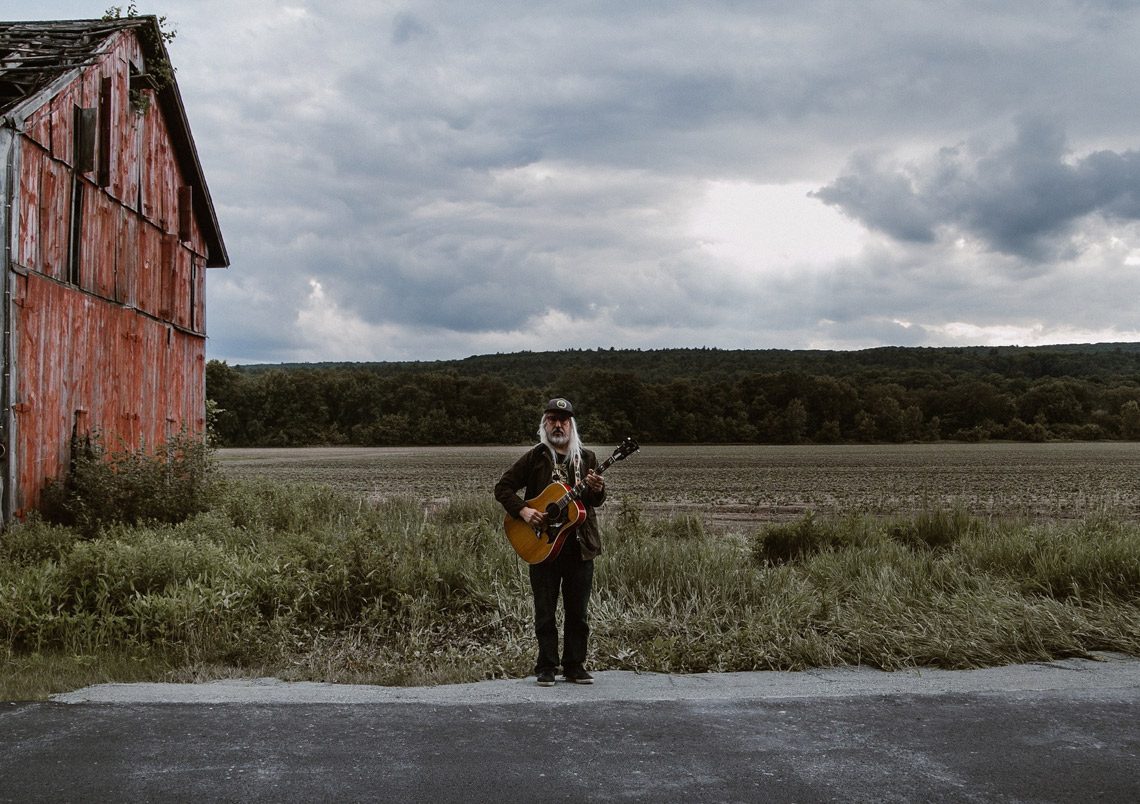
2,470,1139,699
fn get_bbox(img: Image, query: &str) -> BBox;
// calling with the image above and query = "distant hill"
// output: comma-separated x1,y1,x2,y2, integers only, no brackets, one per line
208,344,1140,447
230,342,1140,383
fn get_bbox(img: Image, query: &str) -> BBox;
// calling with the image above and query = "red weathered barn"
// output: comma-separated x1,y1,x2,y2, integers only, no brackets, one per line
0,17,228,521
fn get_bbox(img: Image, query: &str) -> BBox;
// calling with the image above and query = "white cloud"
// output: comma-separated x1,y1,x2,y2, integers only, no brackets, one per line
292,280,394,362
689,181,870,277
932,322,1140,347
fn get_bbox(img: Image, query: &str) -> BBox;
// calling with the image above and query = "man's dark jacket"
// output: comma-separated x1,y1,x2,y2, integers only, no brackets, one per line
494,444,606,560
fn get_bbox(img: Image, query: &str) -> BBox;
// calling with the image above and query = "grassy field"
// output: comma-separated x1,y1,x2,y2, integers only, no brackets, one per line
2,441,1138,699
218,442,1140,528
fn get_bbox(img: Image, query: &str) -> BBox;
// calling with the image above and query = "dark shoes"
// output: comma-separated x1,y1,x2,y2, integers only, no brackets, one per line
562,668,594,685
536,670,556,687
536,668,594,685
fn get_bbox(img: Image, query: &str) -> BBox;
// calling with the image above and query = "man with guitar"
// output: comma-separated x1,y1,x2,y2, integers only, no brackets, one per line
494,398,607,687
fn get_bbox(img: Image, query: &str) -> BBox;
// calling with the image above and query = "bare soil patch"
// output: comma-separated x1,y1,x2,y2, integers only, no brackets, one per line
217,442,1140,532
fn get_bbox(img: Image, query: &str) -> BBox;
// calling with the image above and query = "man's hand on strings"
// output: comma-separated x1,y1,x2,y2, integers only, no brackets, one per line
520,506,546,528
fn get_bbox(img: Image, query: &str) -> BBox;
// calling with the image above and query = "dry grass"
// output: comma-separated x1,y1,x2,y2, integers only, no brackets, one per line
3,443,1138,699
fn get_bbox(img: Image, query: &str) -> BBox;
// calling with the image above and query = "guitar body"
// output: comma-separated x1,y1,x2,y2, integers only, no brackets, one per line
504,482,587,564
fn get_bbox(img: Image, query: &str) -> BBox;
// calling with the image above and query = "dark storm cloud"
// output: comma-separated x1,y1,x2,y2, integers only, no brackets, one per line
814,118,1140,260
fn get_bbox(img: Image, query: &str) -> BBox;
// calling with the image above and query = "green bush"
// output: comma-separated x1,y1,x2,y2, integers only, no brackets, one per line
649,513,707,541
613,496,646,536
751,512,868,564
40,430,220,536
58,535,231,611
887,508,978,551
0,516,83,566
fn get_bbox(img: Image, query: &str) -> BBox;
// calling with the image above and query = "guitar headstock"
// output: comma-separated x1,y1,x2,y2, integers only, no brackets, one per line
611,437,640,461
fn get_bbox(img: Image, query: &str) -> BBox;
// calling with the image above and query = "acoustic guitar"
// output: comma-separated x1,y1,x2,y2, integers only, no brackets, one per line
504,437,640,564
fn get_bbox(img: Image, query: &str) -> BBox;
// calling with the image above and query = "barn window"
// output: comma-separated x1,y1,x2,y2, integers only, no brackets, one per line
178,185,193,242
73,106,97,174
68,106,90,286
67,181,84,286
98,76,113,188
189,260,198,331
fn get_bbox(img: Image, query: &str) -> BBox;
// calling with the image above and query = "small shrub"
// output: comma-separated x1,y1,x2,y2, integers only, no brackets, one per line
751,513,851,565
0,561,67,650
58,536,231,611
40,430,220,535
613,496,645,535
888,508,977,552
649,513,706,541
0,515,83,566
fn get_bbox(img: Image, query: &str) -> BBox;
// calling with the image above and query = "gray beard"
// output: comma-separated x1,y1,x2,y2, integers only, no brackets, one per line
548,432,569,449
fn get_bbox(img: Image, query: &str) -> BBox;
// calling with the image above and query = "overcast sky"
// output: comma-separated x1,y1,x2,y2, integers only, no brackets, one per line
14,1,1140,363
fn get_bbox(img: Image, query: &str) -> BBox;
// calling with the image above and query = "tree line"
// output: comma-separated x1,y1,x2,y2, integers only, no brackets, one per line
206,344,1140,447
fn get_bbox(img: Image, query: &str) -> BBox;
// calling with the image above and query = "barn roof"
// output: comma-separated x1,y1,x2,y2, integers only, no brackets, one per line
0,17,228,267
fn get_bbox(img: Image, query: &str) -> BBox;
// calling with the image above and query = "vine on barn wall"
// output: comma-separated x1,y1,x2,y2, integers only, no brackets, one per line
102,4,177,114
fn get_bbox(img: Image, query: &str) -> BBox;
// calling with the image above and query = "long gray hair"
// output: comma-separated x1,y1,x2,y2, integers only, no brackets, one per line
537,414,583,477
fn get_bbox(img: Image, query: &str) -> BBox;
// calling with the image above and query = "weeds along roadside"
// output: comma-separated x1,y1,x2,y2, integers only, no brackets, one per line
595,506,1140,674
1,444,1139,699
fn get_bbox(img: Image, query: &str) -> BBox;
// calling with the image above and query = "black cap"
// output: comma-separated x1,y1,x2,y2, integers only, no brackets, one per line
544,397,574,417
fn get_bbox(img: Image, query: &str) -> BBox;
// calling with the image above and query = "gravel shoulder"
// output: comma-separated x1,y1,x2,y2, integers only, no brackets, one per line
51,652,1140,705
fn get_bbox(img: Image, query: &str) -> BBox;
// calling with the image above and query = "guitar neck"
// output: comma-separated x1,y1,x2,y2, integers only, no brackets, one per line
566,454,617,501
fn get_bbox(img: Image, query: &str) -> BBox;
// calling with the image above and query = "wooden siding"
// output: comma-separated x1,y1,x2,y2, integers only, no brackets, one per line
5,28,215,517
10,272,206,515
15,138,206,328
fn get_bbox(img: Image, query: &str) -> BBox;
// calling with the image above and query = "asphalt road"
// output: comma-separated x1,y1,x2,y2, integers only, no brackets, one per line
3,655,1138,803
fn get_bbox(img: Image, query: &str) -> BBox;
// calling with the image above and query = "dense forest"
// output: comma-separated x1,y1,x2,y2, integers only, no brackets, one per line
206,344,1140,447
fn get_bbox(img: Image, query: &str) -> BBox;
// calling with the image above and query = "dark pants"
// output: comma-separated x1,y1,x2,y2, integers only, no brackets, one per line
528,538,594,675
